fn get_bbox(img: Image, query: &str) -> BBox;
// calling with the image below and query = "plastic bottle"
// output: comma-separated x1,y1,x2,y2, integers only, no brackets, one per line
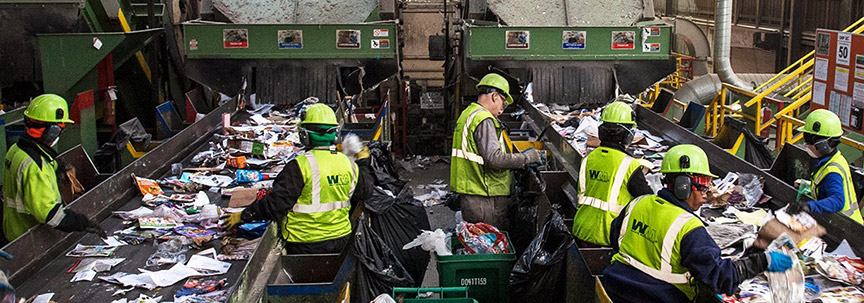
235,169,270,183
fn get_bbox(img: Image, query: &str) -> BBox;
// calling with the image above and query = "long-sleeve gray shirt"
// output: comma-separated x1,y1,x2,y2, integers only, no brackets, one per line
474,118,529,169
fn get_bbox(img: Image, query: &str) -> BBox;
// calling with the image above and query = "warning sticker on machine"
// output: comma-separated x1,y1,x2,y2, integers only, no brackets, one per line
189,39,198,50
612,31,635,50
371,39,390,49
278,30,303,49
505,30,530,49
373,29,389,37
643,43,661,52
643,27,661,37
336,30,361,49
562,31,586,49
223,29,249,48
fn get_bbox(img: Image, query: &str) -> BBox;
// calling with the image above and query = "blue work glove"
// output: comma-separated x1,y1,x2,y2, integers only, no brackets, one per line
765,251,793,272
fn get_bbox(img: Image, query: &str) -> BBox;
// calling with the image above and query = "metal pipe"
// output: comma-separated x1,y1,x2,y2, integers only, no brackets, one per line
714,0,748,89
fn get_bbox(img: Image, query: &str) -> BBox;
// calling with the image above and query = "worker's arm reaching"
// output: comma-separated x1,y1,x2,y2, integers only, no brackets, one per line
609,189,791,296
805,173,845,214
239,160,304,222
474,119,541,169
21,161,104,237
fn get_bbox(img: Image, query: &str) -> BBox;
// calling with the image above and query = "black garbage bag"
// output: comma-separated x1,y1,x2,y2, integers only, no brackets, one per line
352,217,415,303
369,141,405,193
444,192,462,212
366,186,432,287
510,210,574,302
508,167,546,255
743,128,774,169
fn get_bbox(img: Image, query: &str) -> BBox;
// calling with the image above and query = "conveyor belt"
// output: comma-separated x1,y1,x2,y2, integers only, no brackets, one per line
0,100,263,301
521,100,864,256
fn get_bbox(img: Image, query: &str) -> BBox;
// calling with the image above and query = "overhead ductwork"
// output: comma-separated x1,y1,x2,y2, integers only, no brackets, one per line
714,0,748,89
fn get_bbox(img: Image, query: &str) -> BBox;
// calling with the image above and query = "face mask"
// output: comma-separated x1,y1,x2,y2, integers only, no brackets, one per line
805,145,820,158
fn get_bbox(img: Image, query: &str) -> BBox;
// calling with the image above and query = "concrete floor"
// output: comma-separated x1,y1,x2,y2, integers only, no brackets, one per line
397,159,455,287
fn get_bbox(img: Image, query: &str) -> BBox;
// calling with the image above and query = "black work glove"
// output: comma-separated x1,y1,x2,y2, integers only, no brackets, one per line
732,252,769,283
84,219,108,239
786,200,811,214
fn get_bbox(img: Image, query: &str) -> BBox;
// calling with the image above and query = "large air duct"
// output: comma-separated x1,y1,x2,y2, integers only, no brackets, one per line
713,0,748,89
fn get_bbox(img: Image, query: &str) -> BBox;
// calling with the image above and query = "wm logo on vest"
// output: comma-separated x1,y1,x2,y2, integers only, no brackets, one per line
326,173,352,186
631,219,659,243
588,170,611,182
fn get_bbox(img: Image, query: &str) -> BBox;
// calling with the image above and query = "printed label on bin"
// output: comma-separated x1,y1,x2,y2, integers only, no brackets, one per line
336,30,361,49
223,29,248,48
278,30,303,49
612,31,635,50
562,31,586,49
643,42,661,52
505,30,530,49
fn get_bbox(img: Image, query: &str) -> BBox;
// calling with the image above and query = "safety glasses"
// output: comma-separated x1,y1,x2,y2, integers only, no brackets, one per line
690,175,713,195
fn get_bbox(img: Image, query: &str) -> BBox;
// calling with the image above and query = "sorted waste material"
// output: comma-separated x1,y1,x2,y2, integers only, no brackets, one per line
133,175,164,196
146,239,188,267
403,229,451,256
815,255,864,285
766,234,806,303
69,258,125,273
456,222,510,255
66,244,119,257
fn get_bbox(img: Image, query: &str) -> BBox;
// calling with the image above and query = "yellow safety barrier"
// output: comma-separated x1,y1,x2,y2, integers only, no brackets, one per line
706,16,864,153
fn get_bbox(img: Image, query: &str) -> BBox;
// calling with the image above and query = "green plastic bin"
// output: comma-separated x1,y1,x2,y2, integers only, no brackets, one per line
436,232,516,303
392,287,479,303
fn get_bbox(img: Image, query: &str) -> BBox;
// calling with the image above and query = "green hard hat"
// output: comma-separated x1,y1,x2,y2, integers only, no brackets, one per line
300,103,338,126
660,144,717,178
798,109,843,137
601,102,636,125
24,94,75,124
476,73,513,105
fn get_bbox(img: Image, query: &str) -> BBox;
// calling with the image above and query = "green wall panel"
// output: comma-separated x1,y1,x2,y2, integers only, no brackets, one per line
184,23,398,59
466,25,671,60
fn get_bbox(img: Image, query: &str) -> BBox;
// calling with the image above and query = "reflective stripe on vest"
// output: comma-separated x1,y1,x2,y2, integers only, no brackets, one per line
451,109,487,165
577,155,634,215
814,162,860,218
616,196,693,284
811,152,862,224
291,151,356,214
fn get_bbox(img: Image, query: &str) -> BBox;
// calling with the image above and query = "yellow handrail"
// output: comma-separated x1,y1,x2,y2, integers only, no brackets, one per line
754,16,864,92
784,76,812,97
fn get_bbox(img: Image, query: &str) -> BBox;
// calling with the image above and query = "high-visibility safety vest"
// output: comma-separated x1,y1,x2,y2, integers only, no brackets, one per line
811,151,863,224
281,150,358,243
572,147,642,246
450,103,512,197
3,143,65,241
611,195,705,300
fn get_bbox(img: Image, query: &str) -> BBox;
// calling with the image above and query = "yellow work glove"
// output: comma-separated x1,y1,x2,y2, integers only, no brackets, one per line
356,145,370,160
225,212,244,229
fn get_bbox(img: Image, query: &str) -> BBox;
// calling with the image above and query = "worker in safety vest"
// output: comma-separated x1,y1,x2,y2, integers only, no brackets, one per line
226,103,373,253
450,73,543,230
571,101,653,247
3,94,106,242
602,144,792,302
787,109,864,224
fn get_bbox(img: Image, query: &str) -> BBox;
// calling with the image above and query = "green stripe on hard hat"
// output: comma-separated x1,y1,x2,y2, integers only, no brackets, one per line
798,109,843,137
476,73,514,105
601,101,636,125
300,103,339,126
24,94,75,124
660,144,717,178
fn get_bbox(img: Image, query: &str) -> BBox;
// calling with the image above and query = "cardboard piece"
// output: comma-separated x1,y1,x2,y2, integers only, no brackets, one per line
228,188,258,208
754,218,827,249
